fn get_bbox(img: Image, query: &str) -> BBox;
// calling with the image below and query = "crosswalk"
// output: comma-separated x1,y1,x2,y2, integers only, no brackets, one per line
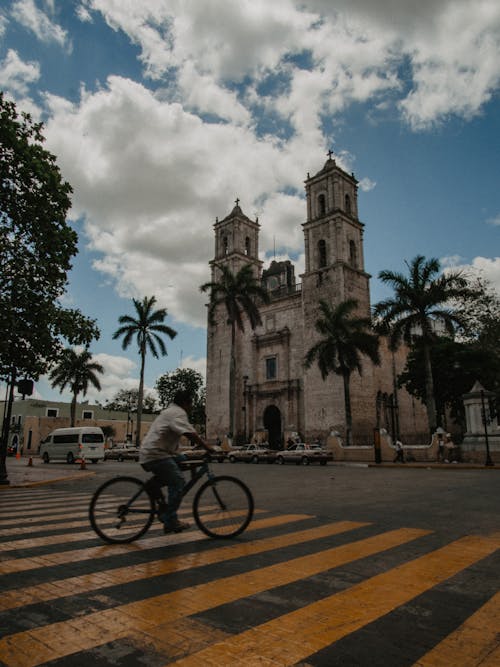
0,486,498,666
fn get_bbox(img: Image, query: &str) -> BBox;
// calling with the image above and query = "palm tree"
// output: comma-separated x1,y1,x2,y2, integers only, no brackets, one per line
200,263,270,438
49,348,104,426
373,255,470,434
113,296,177,446
305,298,380,446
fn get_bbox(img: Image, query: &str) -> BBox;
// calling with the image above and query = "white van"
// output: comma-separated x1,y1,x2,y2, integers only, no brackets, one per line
39,427,105,464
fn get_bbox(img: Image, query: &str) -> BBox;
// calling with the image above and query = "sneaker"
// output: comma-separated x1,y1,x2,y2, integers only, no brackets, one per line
163,520,190,534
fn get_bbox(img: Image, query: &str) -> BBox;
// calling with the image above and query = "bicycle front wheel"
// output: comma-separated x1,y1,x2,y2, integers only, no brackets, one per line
193,475,254,538
89,476,155,544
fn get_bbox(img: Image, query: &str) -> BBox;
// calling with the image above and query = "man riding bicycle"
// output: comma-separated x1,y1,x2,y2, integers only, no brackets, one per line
140,389,214,533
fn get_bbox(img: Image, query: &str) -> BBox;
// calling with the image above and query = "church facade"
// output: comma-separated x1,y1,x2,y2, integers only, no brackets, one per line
205,155,427,447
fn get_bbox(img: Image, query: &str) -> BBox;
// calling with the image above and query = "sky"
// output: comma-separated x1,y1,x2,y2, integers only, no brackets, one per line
1,0,499,406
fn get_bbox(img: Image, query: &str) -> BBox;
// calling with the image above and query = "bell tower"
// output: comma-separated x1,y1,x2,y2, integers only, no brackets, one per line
301,152,371,315
211,199,261,279
206,200,262,443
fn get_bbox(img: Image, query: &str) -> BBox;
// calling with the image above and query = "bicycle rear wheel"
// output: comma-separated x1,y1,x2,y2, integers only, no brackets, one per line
193,475,254,538
89,476,155,544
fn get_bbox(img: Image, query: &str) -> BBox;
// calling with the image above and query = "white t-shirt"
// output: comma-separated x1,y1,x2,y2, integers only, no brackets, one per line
140,403,194,464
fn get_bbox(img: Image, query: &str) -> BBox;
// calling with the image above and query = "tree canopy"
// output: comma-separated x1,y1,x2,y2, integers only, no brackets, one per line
113,295,177,445
156,367,205,429
0,93,99,381
373,255,471,433
49,348,104,426
305,298,380,445
200,263,270,437
1,93,98,476
104,388,158,414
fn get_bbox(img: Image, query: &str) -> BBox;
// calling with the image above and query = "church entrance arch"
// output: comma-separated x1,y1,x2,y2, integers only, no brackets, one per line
263,405,282,450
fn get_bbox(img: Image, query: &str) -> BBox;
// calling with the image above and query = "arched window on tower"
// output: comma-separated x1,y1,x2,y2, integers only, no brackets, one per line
318,239,327,268
345,193,351,214
245,236,251,256
318,194,326,216
349,240,357,267
222,235,228,255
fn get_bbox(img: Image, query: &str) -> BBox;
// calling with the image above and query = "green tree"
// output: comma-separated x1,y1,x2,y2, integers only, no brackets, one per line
453,274,500,353
0,94,99,482
373,255,471,434
49,348,104,426
156,367,206,429
305,298,380,446
113,296,177,446
398,338,500,433
200,263,270,437
104,388,158,414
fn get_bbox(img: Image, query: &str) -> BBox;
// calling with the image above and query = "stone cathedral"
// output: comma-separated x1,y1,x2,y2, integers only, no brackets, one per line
205,155,427,448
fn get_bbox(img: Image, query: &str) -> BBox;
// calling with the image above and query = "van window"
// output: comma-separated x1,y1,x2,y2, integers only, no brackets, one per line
82,433,104,443
54,434,78,444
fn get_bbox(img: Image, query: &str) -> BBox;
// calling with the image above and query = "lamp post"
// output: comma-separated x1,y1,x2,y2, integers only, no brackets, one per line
480,390,494,467
126,392,132,443
242,375,249,443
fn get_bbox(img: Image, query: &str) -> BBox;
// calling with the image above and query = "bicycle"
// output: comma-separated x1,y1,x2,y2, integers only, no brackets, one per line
89,455,254,544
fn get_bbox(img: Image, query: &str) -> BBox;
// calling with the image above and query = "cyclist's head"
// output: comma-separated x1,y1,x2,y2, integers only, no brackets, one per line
173,389,194,411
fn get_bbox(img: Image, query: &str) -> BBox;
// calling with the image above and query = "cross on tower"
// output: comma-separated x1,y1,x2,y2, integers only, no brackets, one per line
327,149,334,160
234,197,240,207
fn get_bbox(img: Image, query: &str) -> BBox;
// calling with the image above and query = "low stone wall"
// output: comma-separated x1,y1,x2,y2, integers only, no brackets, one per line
325,429,439,463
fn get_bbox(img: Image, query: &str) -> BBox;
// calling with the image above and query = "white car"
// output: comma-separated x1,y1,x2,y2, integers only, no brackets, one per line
228,444,272,464
274,443,332,466
104,443,140,462
180,444,226,463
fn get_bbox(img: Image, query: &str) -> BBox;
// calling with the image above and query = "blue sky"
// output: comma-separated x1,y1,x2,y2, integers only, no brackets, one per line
1,0,499,405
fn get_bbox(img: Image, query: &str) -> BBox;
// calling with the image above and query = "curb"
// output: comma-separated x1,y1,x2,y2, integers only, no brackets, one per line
367,463,499,470
0,470,96,489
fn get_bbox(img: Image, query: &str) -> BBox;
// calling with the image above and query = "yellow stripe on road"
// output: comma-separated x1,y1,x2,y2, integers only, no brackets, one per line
413,590,500,667
170,534,500,666
0,527,427,666
0,520,365,611
0,507,266,552
0,514,312,574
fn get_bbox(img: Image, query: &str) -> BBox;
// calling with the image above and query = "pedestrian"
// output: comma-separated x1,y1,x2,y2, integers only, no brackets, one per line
393,439,405,463
437,433,445,462
139,389,214,534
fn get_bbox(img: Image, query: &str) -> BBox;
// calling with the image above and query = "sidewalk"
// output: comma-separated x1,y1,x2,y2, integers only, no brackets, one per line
0,455,96,488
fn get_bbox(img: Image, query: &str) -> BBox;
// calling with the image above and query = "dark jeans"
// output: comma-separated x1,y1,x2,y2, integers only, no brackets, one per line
141,456,186,526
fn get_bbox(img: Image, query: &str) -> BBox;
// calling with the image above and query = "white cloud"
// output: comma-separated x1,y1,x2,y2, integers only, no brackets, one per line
38,351,161,405
0,49,40,96
42,76,324,329
81,0,500,132
444,256,500,297
487,213,500,226
0,12,8,37
180,354,206,382
11,0,70,49
359,177,376,192
76,5,92,23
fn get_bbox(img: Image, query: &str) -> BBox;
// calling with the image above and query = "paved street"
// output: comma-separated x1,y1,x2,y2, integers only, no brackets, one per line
0,459,499,666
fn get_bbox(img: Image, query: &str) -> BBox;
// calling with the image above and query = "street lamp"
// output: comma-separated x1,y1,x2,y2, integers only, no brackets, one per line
242,375,249,443
480,390,494,467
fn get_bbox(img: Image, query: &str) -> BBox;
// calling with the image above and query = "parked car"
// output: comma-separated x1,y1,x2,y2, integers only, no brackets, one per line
228,443,272,464
274,443,332,466
104,443,140,462
179,444,226,463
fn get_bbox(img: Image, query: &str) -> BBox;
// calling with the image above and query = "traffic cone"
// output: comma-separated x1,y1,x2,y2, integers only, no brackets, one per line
27,457,33,467
15,450,21,460
80,457,86,470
